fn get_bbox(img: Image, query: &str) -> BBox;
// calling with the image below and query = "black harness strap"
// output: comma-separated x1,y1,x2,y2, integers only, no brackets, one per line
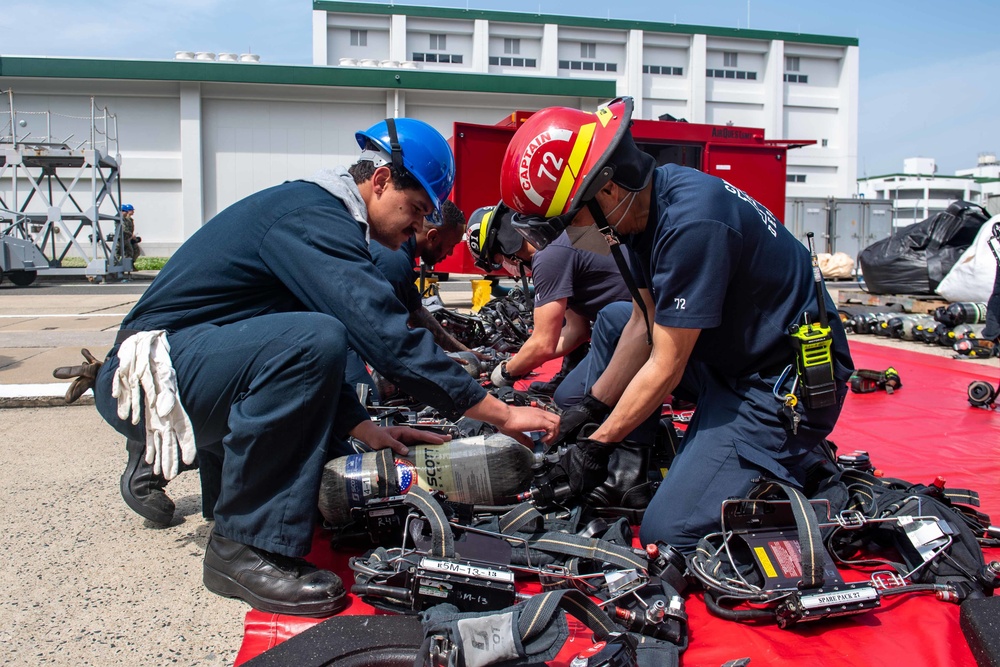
749,481,826,589
498,503,647,571
384,117,404,171
586,199,652,345
403,485,454,558
518,588,622,643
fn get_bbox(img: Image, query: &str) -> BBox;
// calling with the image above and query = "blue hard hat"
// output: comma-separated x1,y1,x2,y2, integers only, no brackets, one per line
355,118,455,221
121,204,134,212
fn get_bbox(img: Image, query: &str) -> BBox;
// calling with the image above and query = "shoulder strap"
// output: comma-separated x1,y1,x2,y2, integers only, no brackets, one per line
748,481,826,589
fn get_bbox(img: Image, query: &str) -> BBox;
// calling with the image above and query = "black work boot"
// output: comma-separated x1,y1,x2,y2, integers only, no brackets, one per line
120,438,175,526
583,442,654,523
203,530,348,617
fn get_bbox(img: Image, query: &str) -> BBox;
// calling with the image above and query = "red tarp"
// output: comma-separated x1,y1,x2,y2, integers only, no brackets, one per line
236,340,1000,666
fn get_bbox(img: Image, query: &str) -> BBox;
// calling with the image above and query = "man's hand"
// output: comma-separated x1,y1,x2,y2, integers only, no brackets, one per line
553,438,614,496
490,361,518,388
496,404,559,446
556,392,612,444
348,420,451,456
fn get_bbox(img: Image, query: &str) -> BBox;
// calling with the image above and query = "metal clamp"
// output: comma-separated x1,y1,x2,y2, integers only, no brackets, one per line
428,634,458,667
834,510,867,530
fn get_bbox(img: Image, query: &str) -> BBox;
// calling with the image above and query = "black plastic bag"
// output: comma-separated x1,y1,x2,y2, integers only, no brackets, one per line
858,200,989,295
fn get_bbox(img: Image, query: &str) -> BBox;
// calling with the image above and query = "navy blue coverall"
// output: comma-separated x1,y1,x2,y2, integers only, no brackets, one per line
344,236,422,396
582,165,855,553
93,181,486,557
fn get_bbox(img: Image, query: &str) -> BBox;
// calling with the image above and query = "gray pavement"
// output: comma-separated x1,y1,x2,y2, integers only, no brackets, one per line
0,275,996,665
0,273,483,666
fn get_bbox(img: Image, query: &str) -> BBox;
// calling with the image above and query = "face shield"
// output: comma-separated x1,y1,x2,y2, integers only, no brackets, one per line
509,210,577,251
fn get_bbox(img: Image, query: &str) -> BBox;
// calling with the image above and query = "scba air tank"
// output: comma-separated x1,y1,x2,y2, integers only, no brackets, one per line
936,302,988,327
319,434,536,525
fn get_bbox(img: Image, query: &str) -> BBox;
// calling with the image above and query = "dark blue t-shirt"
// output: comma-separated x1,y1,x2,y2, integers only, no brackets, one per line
369,236,422,314
626,165,852,379
531,232,632,321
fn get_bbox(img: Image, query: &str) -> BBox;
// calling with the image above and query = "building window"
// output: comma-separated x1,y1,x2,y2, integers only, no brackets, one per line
581,42,596,59
724,51,738,67
350,30,367,47
643,65,684,76
786,174,807,183
429,34,446,51
413,52,463,64
821,139,828,147
707,69,756,80
560,59,616,72
785,56,800,72
929,189,966,200
490,56,535,67
504,38,520,55
783,73,809,83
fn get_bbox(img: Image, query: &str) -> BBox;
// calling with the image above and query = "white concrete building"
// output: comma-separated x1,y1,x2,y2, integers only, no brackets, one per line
0,57,612,255
314,1,860,199
957,153,1000,213
1,1,859,255
858,157,983,227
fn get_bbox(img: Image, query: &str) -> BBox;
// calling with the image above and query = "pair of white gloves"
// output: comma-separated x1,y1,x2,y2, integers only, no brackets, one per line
112,331,195,480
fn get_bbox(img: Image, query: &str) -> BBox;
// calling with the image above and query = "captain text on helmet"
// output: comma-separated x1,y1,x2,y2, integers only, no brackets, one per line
87,116,559,618
500,97,854,553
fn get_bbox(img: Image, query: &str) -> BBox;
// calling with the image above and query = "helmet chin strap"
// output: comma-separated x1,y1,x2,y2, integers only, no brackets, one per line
586,198,652,346
518,263,533,312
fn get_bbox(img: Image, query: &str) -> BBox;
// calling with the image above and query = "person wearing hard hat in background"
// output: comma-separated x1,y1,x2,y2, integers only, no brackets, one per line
466,203,631,399
344,199,483,400
58,117,558,617
116,204,141,282
120,204,140,262
499,97,853,554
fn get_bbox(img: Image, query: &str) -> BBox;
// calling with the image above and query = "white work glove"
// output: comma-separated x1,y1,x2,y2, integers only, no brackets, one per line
111,331,195,480
113,333,154,425
490,361,516,388
145,334,195,480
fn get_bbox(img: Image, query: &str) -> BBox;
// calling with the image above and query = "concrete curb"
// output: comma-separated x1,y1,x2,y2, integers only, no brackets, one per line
0,383,92,408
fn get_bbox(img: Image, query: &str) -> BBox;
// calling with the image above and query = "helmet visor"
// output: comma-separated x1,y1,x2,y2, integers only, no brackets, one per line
509,210,575,250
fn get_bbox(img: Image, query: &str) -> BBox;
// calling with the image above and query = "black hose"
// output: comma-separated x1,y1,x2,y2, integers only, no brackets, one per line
703,592,776,621
471,503,518,514
878,584,941,597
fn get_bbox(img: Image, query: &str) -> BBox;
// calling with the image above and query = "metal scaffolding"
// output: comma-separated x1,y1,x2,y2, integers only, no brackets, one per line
0,89,132,282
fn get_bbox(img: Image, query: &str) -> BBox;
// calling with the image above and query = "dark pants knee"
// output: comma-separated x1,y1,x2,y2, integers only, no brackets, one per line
95,313,353,555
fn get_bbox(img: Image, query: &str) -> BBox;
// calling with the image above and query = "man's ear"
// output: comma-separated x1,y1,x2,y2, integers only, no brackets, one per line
372,165,392,195
599,181,620,199
424,227,439,243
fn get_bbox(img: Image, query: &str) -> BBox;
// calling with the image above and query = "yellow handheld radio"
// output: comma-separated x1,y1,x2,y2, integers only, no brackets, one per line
788,233,838,410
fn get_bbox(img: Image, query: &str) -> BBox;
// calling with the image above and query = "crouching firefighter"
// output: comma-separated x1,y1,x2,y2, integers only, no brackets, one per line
59,117,559,616
499,96,854,553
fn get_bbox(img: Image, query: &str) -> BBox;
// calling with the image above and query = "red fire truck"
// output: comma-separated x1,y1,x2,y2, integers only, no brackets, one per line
434,111,812,277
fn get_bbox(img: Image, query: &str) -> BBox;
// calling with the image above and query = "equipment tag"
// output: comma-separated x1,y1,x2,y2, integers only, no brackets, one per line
420,557,515,583
800,585,879,609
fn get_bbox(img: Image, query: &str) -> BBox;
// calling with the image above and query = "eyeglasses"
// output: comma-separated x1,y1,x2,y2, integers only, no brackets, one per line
509,211,577,250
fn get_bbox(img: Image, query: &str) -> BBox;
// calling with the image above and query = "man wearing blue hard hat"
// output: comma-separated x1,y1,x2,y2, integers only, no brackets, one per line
69,117,558,616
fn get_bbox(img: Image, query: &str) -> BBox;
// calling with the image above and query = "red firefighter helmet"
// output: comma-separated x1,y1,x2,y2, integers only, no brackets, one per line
500,97,634,222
